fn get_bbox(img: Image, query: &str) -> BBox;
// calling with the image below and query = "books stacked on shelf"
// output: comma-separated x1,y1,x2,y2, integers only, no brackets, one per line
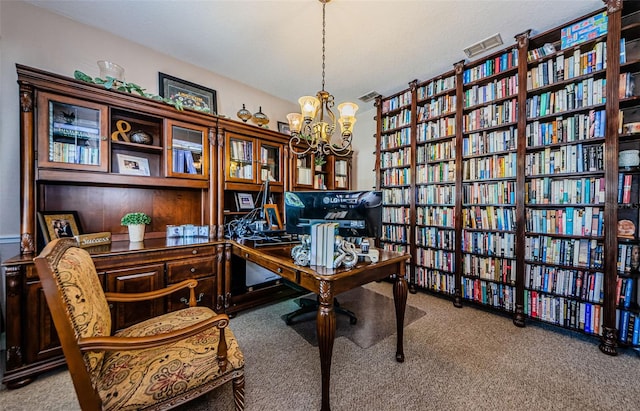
309,222,339,269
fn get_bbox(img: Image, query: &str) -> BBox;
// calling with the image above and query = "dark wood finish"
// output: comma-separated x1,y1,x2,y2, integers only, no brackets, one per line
231,241,410,411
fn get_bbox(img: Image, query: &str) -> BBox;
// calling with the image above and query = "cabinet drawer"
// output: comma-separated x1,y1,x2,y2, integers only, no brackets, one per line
240,250,295,281
167,276,216,312
167,256,216,282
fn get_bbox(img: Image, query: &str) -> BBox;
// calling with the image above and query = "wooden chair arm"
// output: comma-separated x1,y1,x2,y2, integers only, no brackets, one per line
77,313,230,352
105,279,199,305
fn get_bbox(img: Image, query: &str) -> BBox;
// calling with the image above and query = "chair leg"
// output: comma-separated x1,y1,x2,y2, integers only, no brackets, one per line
233,374,245,411
285,296,358,325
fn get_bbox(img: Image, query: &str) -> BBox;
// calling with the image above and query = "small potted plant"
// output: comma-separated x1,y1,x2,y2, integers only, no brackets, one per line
314,154,326,171
121,212,151,242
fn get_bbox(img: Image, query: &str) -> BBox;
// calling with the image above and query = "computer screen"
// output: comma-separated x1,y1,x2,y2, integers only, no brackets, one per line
284,190,382,239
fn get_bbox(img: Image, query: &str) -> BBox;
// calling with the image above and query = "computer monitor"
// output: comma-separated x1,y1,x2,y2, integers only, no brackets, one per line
284,190,382,240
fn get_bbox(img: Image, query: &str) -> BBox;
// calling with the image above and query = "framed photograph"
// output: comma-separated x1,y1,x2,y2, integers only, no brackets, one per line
277,121,291,136
159,72,217,114
235,192,255,211
38,211,83,243
117,154,150,176
264,204,283,230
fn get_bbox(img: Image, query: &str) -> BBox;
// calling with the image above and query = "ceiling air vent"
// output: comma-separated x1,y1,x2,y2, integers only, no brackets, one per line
358,91,380,103
463,33,504,58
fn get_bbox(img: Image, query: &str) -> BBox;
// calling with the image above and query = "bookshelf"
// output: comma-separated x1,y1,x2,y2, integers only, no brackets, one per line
375,0,640,355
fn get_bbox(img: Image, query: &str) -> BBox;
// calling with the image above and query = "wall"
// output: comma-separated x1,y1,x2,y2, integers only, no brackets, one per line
353,106,378,190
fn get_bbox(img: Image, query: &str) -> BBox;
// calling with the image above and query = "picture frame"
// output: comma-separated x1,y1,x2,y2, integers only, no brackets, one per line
38,211,83,243
264,204,283,230
159,72,217,114
235,192,255,211
277,121,291,136
117,153,151,176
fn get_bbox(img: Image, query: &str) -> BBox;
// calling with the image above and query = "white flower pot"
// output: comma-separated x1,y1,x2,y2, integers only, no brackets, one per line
127,224,145,242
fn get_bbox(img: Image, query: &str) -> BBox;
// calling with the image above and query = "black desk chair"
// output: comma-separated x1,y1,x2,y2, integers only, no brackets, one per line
284,287,358,325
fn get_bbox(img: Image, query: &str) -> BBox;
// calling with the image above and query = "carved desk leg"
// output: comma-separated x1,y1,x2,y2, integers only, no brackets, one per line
393,262,408,363
316,280,335,411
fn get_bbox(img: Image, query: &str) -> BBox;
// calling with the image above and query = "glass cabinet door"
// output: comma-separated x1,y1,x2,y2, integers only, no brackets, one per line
226,134,254,183
37,92,108,171
258,142,282,185
166,120,208,179
334,158,350,189
295,154,314,188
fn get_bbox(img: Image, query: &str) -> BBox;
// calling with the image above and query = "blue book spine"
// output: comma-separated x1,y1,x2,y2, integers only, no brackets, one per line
620,310,630,343
585,303,592,333
633,316,640,345
624,278,633,309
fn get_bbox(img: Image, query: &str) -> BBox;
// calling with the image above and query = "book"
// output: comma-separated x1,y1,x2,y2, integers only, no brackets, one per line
324,223,339,268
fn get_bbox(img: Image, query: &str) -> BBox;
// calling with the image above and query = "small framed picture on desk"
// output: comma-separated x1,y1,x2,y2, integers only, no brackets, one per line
264,204,283,230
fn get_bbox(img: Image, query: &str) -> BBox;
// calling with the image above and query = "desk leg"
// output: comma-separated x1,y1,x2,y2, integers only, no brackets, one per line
393,263,408,363
317,281,335,411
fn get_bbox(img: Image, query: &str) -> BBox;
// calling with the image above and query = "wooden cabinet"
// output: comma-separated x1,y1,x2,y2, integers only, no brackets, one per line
166,120,208,179
375,1,637,354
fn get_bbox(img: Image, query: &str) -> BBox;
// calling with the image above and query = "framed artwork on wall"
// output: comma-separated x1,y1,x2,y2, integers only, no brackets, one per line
158,72,217,114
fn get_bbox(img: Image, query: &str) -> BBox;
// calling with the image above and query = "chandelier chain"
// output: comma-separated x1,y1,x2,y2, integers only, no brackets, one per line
322,1,326,91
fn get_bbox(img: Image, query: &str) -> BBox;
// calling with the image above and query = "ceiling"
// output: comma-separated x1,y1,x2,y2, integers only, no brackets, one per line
27,0,604,110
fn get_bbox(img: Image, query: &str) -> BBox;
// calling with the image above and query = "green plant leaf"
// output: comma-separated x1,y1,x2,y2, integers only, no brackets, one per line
74,70,94,83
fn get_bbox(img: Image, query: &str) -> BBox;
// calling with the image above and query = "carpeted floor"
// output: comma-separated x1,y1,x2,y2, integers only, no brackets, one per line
1,282,639,411
284,286,426,348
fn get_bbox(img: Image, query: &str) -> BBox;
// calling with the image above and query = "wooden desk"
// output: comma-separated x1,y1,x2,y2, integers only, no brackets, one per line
231,241,410,411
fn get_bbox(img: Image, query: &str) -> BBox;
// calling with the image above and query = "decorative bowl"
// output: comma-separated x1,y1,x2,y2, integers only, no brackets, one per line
97,60,125,81
619,149,640,167
129,130,153,145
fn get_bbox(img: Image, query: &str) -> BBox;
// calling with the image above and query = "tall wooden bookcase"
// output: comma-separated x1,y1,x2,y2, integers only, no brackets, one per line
375,0,640,355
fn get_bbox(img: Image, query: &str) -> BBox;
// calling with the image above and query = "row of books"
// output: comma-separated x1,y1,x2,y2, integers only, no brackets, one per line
462,231,515,258
416,185,455,205
416,117,456,141
462,48,519,84
381,90,412,114
525,143,604,175
416,206,455,227
417,75,455,100
381,109,411,131
525,236,603,269
382,206,410,225
524,290,602,335
334,176,348,188
309,222,339,268
381,224,408,243
52,121,100,135
526,110,606,147
464,74,518,108
525,206,604,237
526,42,606,89
463,98,517,132
461,279,516,312
228,161,252,179
173,149,199,174
381,243,408,254
462,127,516,156
380,147,411,168
416,139,455,162
334,160,348,175
417,94,456,121
525,265,604,303
53,126,100,139
51,141,100,165
462,181,516,205
297,167,312,185
415,267,455,294
381,167,411,186
525,176,605,205
462,255,515,284
415,248,455,272
463,152,517,180
619,72,636,99
617,310,640,345
416,161,455,183
382,187,412,205
617,244,640,274
416,226,455,250
617,277,637,309
380,128,411,150
229,139,252,162
313,174,326,190
526,78,606,119
618,173,639,204
462,205,515,231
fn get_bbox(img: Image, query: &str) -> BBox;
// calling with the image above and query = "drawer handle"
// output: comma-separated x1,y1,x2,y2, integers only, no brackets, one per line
277,267,282,273
180,292,205,306
192,250,198,255
190,267,196,273
245,253,249,258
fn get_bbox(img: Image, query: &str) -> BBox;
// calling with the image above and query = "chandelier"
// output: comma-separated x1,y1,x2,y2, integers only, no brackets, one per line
287,0,358,158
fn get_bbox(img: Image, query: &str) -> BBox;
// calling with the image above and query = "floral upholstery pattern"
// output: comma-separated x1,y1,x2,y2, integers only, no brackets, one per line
50,244,245,410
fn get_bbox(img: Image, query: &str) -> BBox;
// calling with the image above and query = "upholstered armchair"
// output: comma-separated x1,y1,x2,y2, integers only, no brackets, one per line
34,238,245,410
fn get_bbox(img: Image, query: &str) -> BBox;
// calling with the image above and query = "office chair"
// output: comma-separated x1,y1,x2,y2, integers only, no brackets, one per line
284,290,357,325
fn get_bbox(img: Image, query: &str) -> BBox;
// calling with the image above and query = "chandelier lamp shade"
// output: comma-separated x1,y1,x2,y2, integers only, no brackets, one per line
287,0,358,157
